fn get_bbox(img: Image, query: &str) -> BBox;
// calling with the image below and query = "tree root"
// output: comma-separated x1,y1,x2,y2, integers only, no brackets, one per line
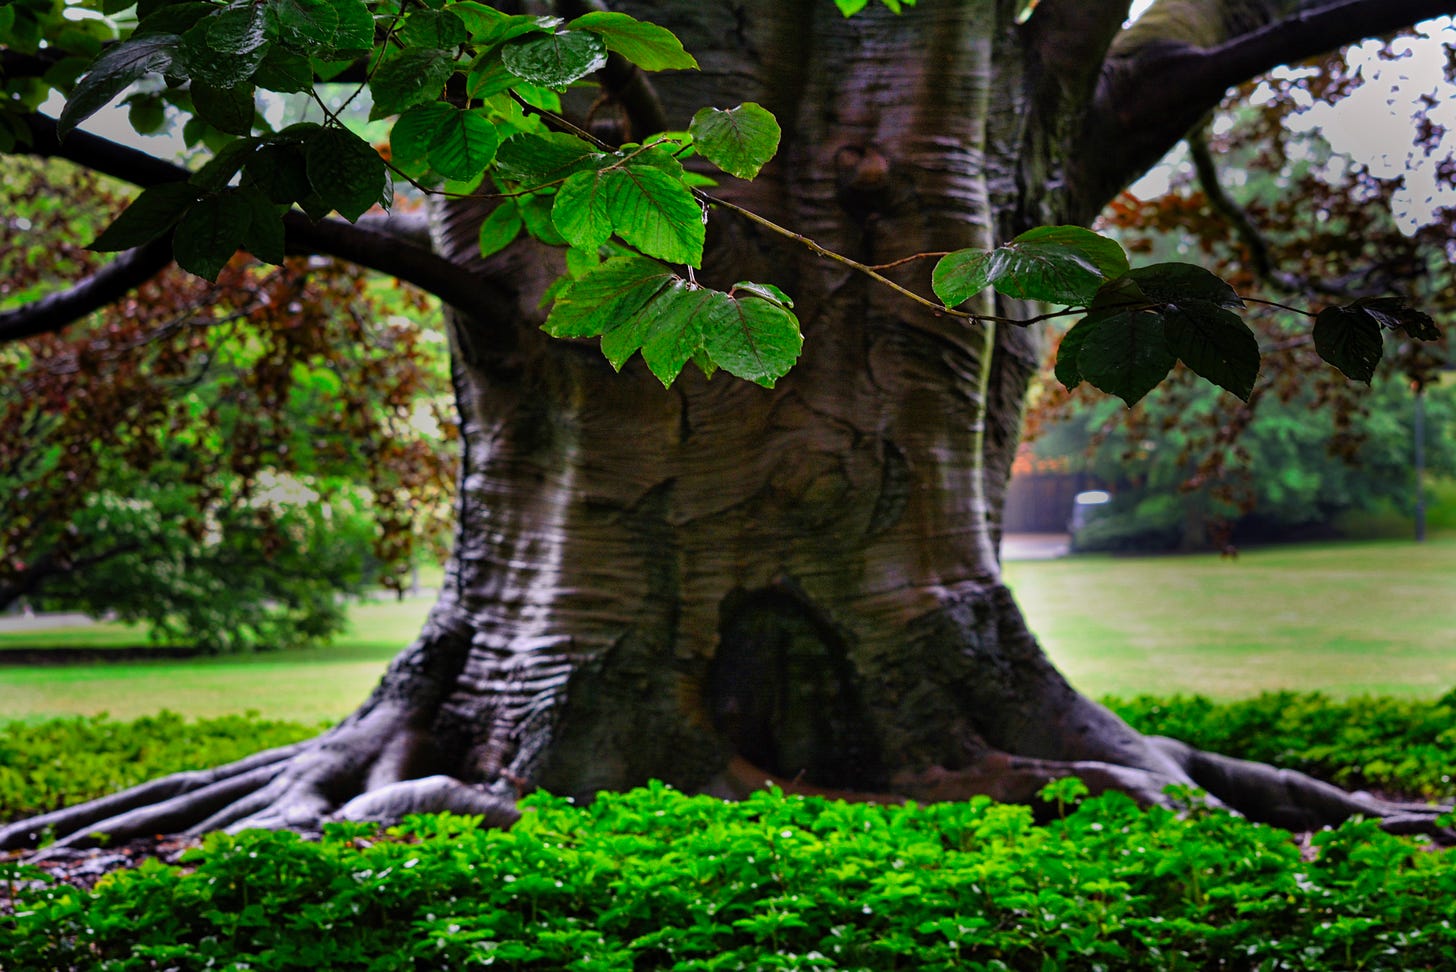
0,714,519,854
3,733,1449,855
718,747,1454,845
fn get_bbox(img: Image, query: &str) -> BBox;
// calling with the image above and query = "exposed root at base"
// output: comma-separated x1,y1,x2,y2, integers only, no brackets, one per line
3,737,1450,856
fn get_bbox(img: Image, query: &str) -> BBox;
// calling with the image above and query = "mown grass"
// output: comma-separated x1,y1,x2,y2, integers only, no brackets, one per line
1004,533,1456,700
2,536,1452,722
0,595,432,723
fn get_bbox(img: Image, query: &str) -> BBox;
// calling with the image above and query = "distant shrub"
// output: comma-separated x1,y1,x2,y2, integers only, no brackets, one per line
5,785,1456,970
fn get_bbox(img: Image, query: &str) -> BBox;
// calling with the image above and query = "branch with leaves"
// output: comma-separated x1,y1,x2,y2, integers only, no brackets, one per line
0,0,1442,404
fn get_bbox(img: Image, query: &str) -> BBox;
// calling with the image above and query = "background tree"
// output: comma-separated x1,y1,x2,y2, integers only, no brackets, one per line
1,0,1452,848
1025,29,1456,550
1,157,455,651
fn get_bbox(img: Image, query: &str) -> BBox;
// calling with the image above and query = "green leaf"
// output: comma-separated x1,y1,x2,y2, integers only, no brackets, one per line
304,126,386,222
206,3,274,58
465,54,517,99
179,22,269,88
931,248,1001,307
89,182,200,251
543,254,675,340
500,29,607,89
517,193,568,245
389,102,456,179
253,47,314,92
322,0,375,52
190,136,261,190
58,34,180,140
1076,300,1176,406
990,226,1127,305
269,0,339,53
552,169,615,250
242,143,312,205
426,108,499,182
236,186,286,265
477,200,523,258
494,132,605,185
1053,316,1096,391
368,48,457,119
172,189,253,280
600,165,705,267
732,280,792,308
1125,262,1242,310
1314,306,1383,383
449,4,558,47
191,82,256,136
125,93,168,135
1013,226,1129,280
689,103,780,180
935,228,1127,308
132,2,213,38
400,9,467,49
565,11,698,71
1161,301,1259,401
632,280,717,385
705,287,803,387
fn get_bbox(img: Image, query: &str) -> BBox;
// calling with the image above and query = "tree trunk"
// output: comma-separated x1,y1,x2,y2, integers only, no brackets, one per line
3,0,1448,850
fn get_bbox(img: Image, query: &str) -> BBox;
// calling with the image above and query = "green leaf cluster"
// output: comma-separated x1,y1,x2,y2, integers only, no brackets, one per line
544,255,802,387
38,1,801,386
5,766,1456,970
933,228,1440,405
934,228,1261,406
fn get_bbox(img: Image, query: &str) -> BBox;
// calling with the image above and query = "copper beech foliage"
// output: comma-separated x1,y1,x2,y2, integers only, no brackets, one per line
0,160,455,628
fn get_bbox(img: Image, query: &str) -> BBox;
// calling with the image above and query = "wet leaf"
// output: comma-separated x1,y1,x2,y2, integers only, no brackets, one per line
1314,305,1383,383
689,103,780,180
501,29,606,90
567,10,698,71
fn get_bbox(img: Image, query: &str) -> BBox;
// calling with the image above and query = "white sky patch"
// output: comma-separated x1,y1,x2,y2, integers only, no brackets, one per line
1285,18,1456,233
1126,15,1456,234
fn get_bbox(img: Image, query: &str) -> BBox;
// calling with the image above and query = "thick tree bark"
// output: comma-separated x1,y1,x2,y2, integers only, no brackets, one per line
4,0,1451,851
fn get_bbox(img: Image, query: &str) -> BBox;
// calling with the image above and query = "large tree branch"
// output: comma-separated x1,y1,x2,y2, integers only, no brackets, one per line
0,238,175,343
5,114,514,344
1072,0,1456,217
1022,0,1133,110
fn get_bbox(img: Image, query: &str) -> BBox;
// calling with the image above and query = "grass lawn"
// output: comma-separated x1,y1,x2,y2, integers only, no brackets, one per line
2,536,1452,722
1004,533,1456,700
0,595,432,723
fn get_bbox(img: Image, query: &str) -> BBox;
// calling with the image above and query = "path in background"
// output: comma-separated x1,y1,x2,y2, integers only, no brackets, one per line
1001,533,1071,561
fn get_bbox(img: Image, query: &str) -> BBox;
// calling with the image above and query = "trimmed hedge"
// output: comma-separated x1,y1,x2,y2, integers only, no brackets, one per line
4,692,1451,824
2,698,1454,970
4,784,1456,970
1109,689,1456,798
0,712,321,822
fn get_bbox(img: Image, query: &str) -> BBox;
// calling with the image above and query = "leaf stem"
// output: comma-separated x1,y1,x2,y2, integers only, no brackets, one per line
1241,295,1313,317
696,191,976,320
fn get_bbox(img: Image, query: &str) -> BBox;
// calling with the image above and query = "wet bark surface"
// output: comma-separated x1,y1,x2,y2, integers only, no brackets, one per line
3,0,1452,858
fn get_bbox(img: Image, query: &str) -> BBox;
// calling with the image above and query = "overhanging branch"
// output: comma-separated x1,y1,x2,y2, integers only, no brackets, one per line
1076,0,1456,214
0,238,174,343
7,113,515,343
